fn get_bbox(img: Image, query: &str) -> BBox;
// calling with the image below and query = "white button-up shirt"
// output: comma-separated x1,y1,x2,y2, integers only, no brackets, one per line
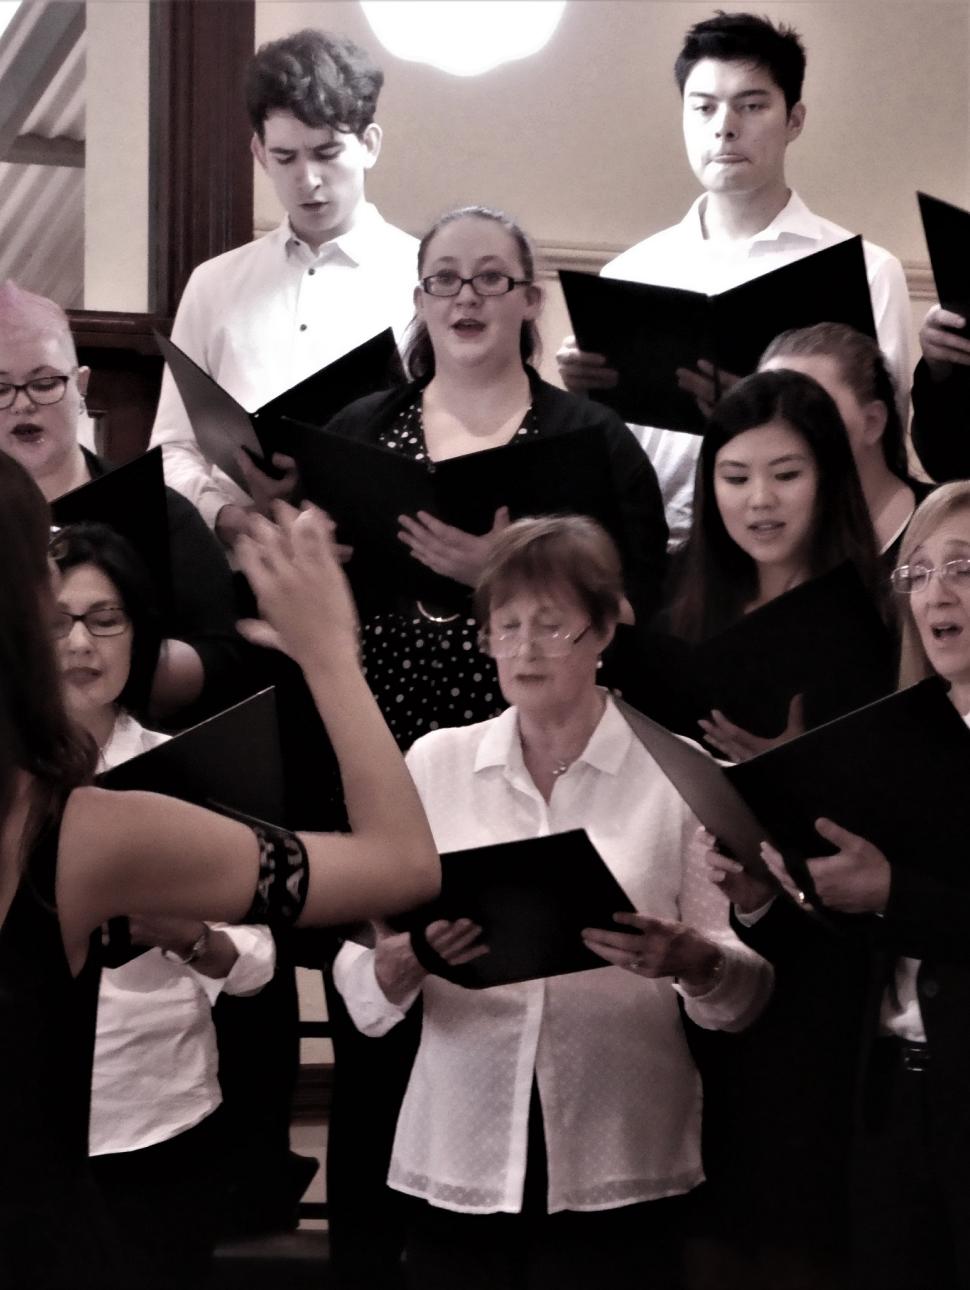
89,713,276,1155
150,202,419,529
334,697,772,1214
602,191,913,547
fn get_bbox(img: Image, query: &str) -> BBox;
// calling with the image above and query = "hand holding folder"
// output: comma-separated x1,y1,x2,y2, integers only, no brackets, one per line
155,329,402,493
392,830,635,988
560,236,876,431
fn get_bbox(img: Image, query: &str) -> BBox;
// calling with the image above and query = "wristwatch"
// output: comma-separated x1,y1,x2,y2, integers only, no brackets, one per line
162,924,211,966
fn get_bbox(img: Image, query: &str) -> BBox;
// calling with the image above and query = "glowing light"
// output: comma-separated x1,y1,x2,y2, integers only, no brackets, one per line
0,2,21,44
360,1,566,78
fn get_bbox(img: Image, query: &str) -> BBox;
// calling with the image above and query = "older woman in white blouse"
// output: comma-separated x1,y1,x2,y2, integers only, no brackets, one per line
334,516,772,1290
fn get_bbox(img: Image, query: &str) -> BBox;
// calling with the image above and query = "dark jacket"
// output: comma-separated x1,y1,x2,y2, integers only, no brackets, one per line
320,370,669,627
910,358,970,483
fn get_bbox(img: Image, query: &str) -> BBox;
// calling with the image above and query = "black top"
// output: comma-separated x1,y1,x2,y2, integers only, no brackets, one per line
0,804,120,1289
81,448,247,725
910,358,970,483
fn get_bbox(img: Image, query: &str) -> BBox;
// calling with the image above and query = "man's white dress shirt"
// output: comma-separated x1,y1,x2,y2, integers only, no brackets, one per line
602,191,912,546
150,202,418,529
334,696,772,1214
89,712,276,1155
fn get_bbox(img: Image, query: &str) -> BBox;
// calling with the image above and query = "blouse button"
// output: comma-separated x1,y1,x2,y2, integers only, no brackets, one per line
299,324,308,332
308,268,315,276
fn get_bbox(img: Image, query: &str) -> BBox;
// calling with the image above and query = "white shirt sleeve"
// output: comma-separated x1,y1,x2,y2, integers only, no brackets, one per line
187,923,276,1004
332,940,418,1038
672,822,774,1032
149,269,251,530
865,247,913,414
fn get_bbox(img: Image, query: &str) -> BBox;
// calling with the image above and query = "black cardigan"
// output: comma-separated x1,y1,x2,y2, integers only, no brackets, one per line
321,371,669,626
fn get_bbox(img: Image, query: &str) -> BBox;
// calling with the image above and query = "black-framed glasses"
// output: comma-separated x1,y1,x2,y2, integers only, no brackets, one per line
420,271,532,298
478,622,592,659
890,558,970,595
0,369,78,411
51,606,130,640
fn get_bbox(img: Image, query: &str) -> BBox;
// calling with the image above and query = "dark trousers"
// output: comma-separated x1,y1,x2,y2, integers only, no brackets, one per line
852,1039,970,1290
403,1082,686,1290
90,1109,225,1290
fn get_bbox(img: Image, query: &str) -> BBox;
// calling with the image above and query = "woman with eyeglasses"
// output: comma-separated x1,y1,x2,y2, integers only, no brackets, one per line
50,521,275,1290
320,205,667,752
334,515,772,1290
710,481,970,1290
0,281,244,726
0,452,439,1290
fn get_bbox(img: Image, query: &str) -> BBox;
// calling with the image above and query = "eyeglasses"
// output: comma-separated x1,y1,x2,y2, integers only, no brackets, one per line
890,558,970,594
478,622,592,659
0,369,77,411
420,271,532,298
51,606,130,639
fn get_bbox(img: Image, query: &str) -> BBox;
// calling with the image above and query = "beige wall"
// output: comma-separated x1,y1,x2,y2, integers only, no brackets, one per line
84,0,151,311
254,1,970,377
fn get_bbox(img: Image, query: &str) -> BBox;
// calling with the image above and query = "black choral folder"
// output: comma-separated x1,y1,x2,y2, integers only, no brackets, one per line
725,677,970,900
97,687,284,823
691,563,895,739
51,448,173,613
289,421,621,610
918,191,970,324
560,236,876,431
393,830,635,989
155,328,402,493
97,688,284,964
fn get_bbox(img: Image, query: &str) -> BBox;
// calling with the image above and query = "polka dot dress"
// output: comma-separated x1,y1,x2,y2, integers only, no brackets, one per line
360,397,539,750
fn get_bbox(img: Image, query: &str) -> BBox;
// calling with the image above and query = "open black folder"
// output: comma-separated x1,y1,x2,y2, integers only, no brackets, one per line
97,687,284,820
560,236,876,431
918,191,970,323
155,329,402,493
391,831,635,989
289,421,620,610
692,563,895,738
51,448,173,612
725,677,970,901
96,689,284,965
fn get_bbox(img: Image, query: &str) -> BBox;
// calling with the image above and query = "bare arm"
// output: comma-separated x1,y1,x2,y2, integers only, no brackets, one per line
57,505,440,968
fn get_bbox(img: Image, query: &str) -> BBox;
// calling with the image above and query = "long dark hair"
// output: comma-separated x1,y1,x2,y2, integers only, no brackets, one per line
760,322,913,483
0,455,95,843
671,369,884,642
51,522,164,720
403,205,541,383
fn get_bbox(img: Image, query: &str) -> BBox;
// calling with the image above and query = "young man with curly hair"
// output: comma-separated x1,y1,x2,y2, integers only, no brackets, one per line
150,29,417,549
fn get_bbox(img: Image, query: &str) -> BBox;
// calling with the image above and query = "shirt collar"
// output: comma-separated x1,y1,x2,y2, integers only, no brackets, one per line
681,188,824,249
100,710,146,770
283,201,387,268
474,692,633,778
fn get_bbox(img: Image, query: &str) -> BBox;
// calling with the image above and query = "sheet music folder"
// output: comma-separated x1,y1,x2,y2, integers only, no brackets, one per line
560,236,876,431
98,687,284,824
918,191,970,324
392,830,635,988
51,448,173,612
692,563,895,738
289,421,620,610
725,677,970,899
155,329,402,492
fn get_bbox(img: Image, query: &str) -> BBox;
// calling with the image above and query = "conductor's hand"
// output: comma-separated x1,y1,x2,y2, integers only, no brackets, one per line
556,335,619,394
236,502,359,669
675,359,741,420
698,695,805,762
760,818,890,915
582,911,724,995
920,304,970,379
398,507,510,586
700,827,776,914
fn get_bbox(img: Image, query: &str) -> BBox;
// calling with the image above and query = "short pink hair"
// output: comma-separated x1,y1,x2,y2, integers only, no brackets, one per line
0,280,76,358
